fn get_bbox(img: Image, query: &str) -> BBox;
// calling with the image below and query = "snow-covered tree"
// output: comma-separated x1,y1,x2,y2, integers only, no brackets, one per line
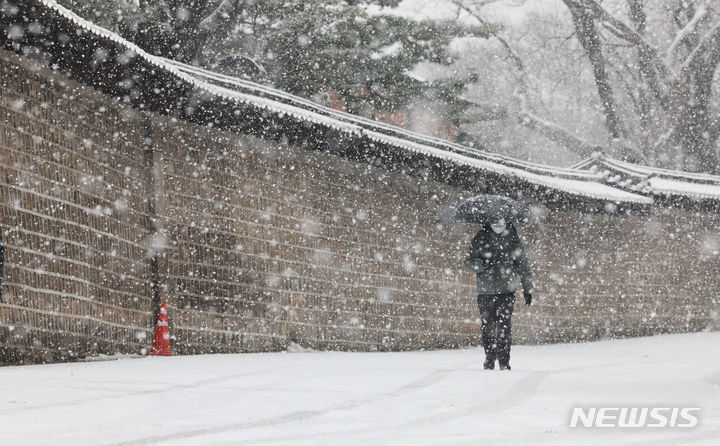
448,0,720,172
59,0,494,129
560,0,720,172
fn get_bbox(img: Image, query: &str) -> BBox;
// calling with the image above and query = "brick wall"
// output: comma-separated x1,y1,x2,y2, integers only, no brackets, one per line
0,51,155,363
1,49,718,363
517,212,720,342
151,121,479,353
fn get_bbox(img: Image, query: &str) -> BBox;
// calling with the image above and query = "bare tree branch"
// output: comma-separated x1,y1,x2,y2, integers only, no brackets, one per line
449,0,525,72
518,111,597,157
575,0,675,84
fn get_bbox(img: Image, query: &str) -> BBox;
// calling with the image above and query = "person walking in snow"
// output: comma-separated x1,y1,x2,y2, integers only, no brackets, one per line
465,220,533,371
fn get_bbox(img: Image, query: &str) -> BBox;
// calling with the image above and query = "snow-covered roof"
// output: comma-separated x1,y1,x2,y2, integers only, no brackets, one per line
580,154,720,203
9,0,714,209
649,178,720,201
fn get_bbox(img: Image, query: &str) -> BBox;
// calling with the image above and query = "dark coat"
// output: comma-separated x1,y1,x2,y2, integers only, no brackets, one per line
464,224,533,295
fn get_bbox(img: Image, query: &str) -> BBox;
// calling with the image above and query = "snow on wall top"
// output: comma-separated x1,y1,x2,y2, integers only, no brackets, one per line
21,0,656,205
603,157,720,183
649,178,720,200
587,155,720,201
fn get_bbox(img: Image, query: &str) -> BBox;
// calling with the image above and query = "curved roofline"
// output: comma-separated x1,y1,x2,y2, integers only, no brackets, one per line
4,0,657,206
578,154,720,205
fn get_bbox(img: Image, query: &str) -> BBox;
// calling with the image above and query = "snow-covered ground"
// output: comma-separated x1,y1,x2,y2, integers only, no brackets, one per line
1,333,719,445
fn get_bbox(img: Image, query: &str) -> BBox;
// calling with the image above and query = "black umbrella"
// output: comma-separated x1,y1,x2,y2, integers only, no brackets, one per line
438,194,537,224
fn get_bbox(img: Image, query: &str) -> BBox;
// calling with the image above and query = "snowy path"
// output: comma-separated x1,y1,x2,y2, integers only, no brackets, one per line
1,333,719,445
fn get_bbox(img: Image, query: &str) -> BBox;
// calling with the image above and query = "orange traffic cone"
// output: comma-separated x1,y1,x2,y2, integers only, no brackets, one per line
148,301,174,356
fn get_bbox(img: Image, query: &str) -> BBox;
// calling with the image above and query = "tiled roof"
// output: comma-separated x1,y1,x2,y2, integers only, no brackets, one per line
579,154,720,202
8,1,720,209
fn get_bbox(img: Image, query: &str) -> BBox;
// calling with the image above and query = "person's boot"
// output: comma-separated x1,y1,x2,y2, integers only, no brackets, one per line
498,362,511,371
483,356,496,370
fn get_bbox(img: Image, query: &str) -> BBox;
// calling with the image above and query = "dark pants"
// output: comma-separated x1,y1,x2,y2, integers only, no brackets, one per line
477,293,515,365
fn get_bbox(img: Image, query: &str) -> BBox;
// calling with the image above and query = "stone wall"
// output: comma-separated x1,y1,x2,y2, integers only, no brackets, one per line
517,212,720,343
0,51,155,363
1,49,718,363
151,119,480,354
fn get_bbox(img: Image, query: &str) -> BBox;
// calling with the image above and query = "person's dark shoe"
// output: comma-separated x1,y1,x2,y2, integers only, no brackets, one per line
498,362,511,371
483,357,496,370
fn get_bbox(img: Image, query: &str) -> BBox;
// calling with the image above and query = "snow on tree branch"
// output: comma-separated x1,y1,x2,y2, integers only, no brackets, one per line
574,0,675,83
449,0,524,72
665,4,708,67
198,0,240,32
680,20,720,75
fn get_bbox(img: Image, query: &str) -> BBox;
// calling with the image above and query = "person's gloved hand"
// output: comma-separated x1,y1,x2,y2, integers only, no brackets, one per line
524,292,532,306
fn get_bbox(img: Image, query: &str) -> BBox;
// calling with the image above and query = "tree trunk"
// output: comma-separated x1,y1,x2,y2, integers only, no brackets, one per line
672,21,720,172
627,0,651,158
563,0,623,142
